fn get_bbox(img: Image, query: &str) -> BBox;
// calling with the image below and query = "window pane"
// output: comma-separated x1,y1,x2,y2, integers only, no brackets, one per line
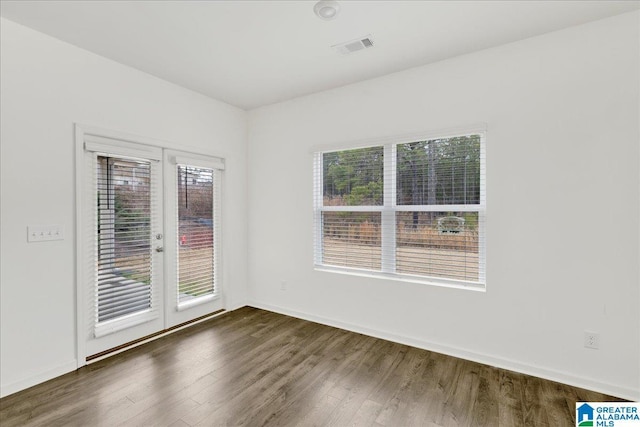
397,135,481,205
396,211,479,282
177,165,215,304
96,156,152,323
322,212,381,270
323,146,384,206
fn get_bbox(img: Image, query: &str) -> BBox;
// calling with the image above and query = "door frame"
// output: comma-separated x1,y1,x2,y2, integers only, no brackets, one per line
75,124,226,367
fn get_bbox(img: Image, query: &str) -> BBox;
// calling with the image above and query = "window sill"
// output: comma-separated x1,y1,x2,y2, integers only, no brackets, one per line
314,265,486,292
177,293,219,311
94,310,158,338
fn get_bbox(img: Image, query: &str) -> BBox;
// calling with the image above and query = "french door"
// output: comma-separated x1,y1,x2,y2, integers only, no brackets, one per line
78,129,223,360
164,150,224,327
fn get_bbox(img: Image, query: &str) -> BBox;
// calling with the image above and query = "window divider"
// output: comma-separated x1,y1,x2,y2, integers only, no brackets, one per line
381,144,396,273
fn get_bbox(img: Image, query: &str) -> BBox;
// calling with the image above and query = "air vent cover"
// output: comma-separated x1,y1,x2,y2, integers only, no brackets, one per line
332,35,374,55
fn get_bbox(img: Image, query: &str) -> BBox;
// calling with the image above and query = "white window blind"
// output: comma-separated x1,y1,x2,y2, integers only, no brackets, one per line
85,151,162,337
176,164,220,306
313,133,486,288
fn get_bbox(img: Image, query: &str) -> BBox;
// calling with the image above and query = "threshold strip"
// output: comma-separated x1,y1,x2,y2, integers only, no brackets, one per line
86,309,226,362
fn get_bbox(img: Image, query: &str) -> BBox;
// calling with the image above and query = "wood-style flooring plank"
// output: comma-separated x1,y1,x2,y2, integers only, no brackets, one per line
0,307,625,427
469,365,500,426
521,375,550,426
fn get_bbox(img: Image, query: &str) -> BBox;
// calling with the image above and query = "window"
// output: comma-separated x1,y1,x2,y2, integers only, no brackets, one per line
313,132,485,288
176,164,218,306
96,156,153,324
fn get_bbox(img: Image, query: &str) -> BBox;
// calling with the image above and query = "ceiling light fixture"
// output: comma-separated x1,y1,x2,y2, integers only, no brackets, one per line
314,0,340,21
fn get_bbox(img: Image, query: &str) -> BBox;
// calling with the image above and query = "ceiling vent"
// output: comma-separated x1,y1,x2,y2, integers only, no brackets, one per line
332,35,374,55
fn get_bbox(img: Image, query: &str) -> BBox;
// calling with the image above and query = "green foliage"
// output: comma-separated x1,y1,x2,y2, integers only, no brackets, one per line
323,135,481,210
323,146,383,206
114,187,150,234
462,212,478,230
396,136,481,206
345,181,383,206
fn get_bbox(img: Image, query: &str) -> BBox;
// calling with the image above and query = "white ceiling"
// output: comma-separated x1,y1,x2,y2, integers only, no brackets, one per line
1,1,638,110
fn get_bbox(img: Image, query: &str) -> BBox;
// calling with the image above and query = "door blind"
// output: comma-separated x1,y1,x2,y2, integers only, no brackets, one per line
87,152,161,337
176,165,217,305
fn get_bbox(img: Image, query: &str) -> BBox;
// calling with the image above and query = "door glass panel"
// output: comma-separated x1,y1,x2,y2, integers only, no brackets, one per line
177,165,215,304
96,156,152,323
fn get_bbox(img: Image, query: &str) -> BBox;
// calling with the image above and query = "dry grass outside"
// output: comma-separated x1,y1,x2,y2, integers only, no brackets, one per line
106,246,214,297
323,218,479,253
323,238,479,282
323,237,382,270
323,215,382,246
178,246,214,296
397,223,479,252
113,253,150,271
110,253,151,283
396,246,479,281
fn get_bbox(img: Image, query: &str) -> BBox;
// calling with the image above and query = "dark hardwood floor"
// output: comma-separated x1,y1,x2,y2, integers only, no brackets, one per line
0,307,623,426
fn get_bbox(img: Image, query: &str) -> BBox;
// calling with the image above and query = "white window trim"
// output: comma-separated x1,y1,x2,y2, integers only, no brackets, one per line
313,127,487,291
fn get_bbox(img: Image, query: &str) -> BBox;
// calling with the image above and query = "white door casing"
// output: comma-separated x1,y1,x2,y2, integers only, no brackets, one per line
76,126,224,364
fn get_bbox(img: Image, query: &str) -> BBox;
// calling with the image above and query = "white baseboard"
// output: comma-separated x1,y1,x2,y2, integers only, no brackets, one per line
248,300,639,401
1,359,77,398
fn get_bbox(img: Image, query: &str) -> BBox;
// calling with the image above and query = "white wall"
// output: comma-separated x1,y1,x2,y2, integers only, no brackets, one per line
247,11,640,400
0,18,248,397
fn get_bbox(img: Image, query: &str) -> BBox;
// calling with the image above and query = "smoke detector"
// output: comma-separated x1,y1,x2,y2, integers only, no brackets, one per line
332,35,374,55
314,1,340,21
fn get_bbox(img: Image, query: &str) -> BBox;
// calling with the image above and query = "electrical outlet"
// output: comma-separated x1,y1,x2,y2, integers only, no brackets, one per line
584,331,599,349
280,281,287,291
27,225,64,242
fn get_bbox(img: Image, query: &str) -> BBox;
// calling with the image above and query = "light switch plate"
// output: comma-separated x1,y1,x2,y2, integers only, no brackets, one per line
28,225,64,242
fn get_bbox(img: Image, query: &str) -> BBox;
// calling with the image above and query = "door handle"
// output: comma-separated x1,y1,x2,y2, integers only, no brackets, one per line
155,246,164,253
